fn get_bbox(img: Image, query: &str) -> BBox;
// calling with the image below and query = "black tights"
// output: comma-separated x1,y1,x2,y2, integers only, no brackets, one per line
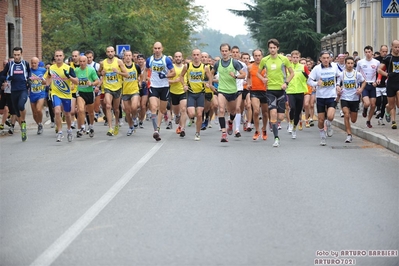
288,93,304,126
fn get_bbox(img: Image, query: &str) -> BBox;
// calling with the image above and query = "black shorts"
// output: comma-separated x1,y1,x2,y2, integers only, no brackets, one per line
219,92,238,102
170,92,187,106
0,92,15,114
266,90,286,113
250,91,268,104
340,99,359,113
149,86,169,101
205,92,213,102
77,91,95,105
187,92,205,108
386,82,399,98
316,97,337,114
242,89,250,100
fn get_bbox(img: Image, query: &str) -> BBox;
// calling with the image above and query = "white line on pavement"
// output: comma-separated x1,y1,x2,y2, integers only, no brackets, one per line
29,142,164,266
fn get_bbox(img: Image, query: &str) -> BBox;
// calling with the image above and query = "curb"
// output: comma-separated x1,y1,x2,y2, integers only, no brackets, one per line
331,120,399,155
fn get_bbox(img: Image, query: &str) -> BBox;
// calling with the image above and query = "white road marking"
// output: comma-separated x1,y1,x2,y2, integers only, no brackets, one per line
29,142,164,266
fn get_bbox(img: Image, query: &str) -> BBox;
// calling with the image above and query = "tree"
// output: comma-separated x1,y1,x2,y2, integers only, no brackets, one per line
230,0,346,59
41,0,205,62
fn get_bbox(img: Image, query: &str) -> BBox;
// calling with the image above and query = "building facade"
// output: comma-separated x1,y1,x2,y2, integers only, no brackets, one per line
321,0,398,56
0,0,42,62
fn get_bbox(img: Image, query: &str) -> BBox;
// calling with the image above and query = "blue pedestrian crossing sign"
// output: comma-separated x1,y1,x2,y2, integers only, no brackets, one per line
382,0,399,18
116,44,130,58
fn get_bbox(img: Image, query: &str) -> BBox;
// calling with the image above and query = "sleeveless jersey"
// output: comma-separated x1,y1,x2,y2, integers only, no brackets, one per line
122,64,140,95
170,64,184,95
103,57,122,91
249,63,266,91
30,67,47,93
69,62,79,93
48,63,75,99
187,62,206,93
338,70,364,101
217,59,237,94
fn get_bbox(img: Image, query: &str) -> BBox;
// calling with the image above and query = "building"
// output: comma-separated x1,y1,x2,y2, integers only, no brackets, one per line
321,0,398,56
0,0,42,62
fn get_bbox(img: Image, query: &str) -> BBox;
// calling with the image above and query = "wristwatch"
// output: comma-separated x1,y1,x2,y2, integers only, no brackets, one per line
285,81,289,86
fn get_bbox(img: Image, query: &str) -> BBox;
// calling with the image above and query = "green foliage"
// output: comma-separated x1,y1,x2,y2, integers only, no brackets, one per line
230,0,346,59
41,0,204,62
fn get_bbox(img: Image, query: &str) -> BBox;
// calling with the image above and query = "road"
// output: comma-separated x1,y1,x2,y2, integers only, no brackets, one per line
1,120,398,266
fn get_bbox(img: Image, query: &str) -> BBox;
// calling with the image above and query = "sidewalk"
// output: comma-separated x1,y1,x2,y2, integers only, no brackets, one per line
331,108,399,154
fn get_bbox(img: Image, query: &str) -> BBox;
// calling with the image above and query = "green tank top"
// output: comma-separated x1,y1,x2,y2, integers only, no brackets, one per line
218,59,237,94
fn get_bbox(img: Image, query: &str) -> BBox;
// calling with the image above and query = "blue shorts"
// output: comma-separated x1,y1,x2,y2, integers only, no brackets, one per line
29,91,46,103
362,83,376,98
52,95,72,112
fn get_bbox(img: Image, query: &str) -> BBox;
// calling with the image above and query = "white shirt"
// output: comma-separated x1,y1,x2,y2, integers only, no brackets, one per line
307,63,340,99
356,58,380,82
337,70,364,101
235,61,247,91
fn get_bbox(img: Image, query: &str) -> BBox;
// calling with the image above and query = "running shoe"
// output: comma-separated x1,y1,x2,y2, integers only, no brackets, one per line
378,118,385,126
67,129,73,142
5,120,11,127
114,125,120,135
76,128,84,138
262,130,268,141
234,130,241,138
0,124,4,130
366,121,372,128
253,131,260,140
298,121,303,131
227,120,233,135
71,121,76,129
292,130,297,139
21,121,27,142
340,110,344,117
320,137,327,146
362,108,367,118
127,127,134,136
277,122,282,130
89,128,94,138
305,120,310,128
201,119,208,130
56,132,63,142
175,115,180,125
37,124,43,135
392,121,397,129
385,110,391,123
139,121,144,128
243,123,247,132
106,128,114,136
221,132,228,142
194,132,200,141
51,122,55,128
166,121,173,129
133,118,138,128
153,131,161,141
287,122,293,133
176,125,182,134
188,118,193,127
272,137,280,147
246,123,252,132
180,130,185,137
8,126,14,135
309,119,314,127
345,135,352,143
326,120,334,137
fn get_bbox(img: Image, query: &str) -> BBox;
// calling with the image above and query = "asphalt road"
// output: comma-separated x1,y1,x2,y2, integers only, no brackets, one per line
1,120,398,266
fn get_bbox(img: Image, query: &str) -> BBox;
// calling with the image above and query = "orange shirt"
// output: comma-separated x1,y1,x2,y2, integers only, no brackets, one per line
249,63,266,91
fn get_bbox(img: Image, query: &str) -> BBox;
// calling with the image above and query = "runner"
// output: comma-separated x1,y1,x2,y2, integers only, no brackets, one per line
258,39,294,147
180,48,213,140
98,46,129,136
337,56,366,143
0,47,31,142
146,42,176,141
29,57,47,135
286,50,310,139
74,55,100,138
247,49,268,141
210,43,246,142
377,39,399,129
122,50,143,136
374,45,389,125
356,45,380,128
307,51,340,146
169,51,187,137
46,49,79,142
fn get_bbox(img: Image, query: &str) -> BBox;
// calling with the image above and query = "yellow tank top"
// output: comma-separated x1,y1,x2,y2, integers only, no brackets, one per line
69,62,79,93
170,64,184,95
187,62,206,93
122,64,139,95
103,57,122,91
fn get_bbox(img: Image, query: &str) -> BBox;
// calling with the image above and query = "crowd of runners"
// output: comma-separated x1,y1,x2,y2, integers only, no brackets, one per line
1,39,398,146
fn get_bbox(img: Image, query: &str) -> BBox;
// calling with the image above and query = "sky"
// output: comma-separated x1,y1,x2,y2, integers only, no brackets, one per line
195,0,250,36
